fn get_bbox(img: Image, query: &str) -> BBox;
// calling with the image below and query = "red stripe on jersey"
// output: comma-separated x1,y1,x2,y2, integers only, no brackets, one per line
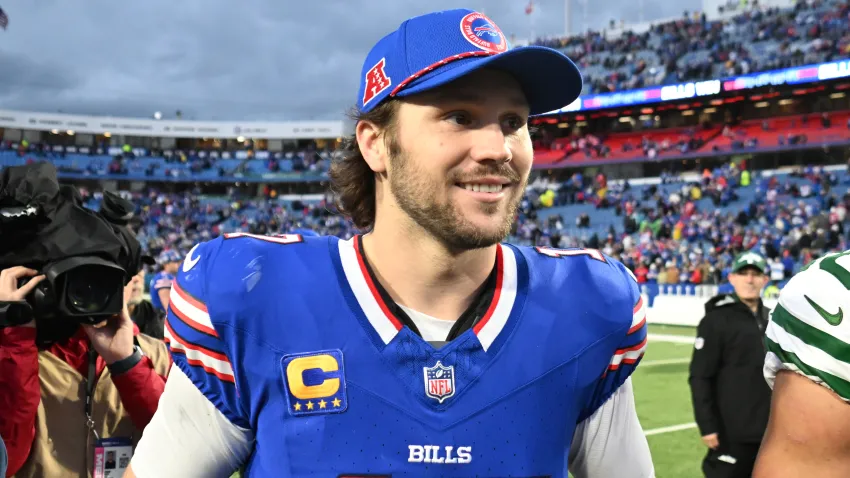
614,336,648,355
633,296,643,314
353,235,403,331
169,298,218,338
473,245,505,335
173,281,208,313
168,348,236,384
608,352,645,371
164,320,229,363
628,316,646,335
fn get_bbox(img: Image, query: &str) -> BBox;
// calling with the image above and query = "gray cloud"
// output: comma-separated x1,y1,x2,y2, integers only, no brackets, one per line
0,0,699,121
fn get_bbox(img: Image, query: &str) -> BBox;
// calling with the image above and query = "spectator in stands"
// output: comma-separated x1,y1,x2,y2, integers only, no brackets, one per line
149,250,182,317
0,265,171,477
688,252,772,478
126,268,162,340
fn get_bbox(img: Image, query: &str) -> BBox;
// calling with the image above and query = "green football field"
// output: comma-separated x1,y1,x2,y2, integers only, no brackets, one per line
636,324,705,478
232,324,705,478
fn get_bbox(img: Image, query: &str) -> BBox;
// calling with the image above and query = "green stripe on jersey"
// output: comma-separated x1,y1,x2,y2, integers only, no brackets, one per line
765,337,850,400
771,304,850,363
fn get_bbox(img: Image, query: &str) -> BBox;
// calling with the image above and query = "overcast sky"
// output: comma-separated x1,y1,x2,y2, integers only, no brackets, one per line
0,0,700,122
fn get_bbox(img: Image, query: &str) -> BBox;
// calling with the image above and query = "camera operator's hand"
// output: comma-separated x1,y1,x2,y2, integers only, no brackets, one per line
82,304,135,365
0,267,45,328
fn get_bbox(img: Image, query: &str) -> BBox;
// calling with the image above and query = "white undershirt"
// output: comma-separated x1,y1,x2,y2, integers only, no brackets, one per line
397,304,456,342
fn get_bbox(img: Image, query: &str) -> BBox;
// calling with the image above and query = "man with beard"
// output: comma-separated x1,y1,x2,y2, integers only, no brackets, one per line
127,8,653,477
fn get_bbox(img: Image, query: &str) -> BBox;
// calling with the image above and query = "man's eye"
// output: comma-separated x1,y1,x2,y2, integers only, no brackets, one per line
503,116,526,131
446,112,472,125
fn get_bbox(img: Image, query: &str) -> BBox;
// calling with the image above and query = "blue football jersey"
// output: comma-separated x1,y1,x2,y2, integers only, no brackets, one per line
164,232,648,477
149,271,174,312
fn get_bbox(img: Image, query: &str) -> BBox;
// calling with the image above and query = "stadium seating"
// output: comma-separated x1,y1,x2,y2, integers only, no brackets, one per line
533,0,850,97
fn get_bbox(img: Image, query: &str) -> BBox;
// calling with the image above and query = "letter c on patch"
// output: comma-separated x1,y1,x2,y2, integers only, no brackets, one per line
286,354,341,400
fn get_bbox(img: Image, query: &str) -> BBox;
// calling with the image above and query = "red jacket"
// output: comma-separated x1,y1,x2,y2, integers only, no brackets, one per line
0,325,168,477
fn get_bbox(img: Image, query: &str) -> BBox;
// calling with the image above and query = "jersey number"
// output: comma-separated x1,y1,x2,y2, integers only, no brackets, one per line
535,247,606,263
222,232,304,244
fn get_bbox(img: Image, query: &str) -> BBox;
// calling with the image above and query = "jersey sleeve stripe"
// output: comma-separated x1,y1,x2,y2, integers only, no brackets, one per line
766,319,850,393
165,322,235,384
165,319,229,362
765,336,850,400
170,282,217,337
609,336,648,370
627,297,647,334
771,304,850,363
172,281,209,313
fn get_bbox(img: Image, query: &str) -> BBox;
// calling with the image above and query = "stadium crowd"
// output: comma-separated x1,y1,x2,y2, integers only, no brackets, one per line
530,0,850,96
69,158,849,292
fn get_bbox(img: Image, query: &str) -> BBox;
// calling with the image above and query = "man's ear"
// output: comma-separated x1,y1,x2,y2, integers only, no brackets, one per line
356,120,388,174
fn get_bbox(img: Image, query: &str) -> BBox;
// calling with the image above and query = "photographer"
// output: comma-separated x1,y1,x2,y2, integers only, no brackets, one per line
0,163,171,478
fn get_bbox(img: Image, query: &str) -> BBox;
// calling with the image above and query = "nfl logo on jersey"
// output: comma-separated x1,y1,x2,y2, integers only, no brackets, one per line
423,361,455,403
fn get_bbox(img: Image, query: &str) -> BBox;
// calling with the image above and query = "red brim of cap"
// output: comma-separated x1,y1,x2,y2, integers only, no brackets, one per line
393,45,583,116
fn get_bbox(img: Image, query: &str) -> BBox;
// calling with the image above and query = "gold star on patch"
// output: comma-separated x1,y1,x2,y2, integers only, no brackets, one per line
332,398,342,408
293,402,302,411
318,399,327,409
306,401,314,410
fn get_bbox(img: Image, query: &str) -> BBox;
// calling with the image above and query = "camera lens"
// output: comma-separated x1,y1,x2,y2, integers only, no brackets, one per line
65,267,114,314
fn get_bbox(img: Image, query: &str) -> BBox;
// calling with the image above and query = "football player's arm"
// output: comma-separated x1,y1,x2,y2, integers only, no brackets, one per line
152,274,172,310
128,240,254,477
156,288,170,310
753,370,850,478
687,315,722,441
126,365,252,478
755,266,850,478
568,377,654,478
569,263,654,478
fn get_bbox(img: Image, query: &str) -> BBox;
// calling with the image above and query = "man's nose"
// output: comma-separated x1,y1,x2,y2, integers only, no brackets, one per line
469,124,511,164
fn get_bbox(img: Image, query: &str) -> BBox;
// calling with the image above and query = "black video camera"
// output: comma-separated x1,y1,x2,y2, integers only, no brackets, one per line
0,162,147,339
18,256,127,324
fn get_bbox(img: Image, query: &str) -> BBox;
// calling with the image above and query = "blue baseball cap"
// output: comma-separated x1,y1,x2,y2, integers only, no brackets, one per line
158,250,182,264
357,9,583,116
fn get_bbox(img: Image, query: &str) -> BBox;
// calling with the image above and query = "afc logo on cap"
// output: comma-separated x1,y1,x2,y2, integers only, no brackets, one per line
362,57,392,107
459,12,507,54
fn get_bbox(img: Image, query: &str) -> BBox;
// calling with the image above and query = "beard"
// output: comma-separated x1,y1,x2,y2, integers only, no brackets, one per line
387,145,526,251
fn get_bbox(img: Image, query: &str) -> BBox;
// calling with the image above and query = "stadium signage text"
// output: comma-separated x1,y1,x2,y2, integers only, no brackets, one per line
660,80,721,101
0,109,345,140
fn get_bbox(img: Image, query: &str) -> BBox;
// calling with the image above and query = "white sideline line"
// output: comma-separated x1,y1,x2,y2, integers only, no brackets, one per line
644,422,697,436
648,333,696,345
641,358,690,367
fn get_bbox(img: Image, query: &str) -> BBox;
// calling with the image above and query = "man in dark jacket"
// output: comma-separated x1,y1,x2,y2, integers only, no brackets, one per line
689,251,772,478
125,268,163,340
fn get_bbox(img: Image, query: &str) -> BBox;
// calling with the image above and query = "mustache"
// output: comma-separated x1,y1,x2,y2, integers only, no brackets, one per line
453,166,522,183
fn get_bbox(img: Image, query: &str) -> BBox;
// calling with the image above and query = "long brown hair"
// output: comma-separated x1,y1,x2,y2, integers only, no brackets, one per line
328,99,400,230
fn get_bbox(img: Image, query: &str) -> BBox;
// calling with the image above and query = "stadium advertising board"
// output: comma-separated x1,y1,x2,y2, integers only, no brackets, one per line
0,109,345,140
544,59,850,115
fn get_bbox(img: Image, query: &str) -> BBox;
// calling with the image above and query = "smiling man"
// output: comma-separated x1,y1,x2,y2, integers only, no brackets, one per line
127,8,654,477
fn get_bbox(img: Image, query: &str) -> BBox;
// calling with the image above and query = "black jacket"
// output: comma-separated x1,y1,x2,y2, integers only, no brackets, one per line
688,294,772,443
130,299,164,340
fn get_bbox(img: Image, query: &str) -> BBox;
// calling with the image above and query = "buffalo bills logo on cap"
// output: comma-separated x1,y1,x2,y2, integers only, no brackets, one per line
459,12,507,54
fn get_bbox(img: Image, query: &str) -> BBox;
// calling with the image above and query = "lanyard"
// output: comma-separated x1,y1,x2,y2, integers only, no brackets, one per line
85,346,100,441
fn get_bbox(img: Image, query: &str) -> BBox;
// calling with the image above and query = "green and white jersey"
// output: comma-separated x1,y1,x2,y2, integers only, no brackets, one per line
764,250,850,401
